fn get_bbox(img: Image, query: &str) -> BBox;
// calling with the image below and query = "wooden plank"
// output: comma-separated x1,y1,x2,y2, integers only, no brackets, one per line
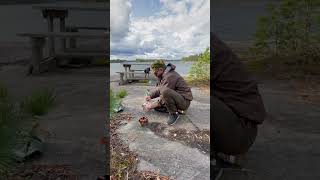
121,62,152,66
55,52,107,58
67,26,108,31
17,32,108,39
33,2,109,12
116,71,147,75
127,77,150,80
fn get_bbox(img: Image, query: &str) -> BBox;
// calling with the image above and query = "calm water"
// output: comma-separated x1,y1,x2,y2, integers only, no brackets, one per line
212,0,278,41
110,61,194,76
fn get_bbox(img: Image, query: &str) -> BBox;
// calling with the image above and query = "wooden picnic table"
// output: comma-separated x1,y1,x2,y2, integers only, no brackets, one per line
32,2,109,56
17,2,109,74
121,62,151,79
116,62,155,85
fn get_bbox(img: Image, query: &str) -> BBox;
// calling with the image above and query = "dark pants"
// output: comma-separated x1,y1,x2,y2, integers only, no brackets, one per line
156,87,191,114
212,96,257,155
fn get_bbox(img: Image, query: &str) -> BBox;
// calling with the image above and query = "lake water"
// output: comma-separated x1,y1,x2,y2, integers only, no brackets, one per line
212,0,278,41
110,61,194,76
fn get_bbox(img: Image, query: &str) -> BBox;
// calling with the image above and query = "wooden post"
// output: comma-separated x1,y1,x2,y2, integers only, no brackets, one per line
60,17,66,51
124,66,128,80
119,72,125,85
69,27,78,49
31,37,45,74
128,65,132,78
130,69,134,78
47,15,55,56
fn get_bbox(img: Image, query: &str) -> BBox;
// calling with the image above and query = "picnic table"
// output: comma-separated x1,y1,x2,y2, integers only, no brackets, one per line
117,62,155,85
18,2,109,74
33,2,109,56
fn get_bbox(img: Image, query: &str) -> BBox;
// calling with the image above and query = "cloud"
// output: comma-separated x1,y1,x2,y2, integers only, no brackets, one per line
111,0,210,60
110,0,132,42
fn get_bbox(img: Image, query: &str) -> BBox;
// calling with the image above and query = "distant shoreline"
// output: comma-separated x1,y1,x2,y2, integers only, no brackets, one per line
110,59,183,63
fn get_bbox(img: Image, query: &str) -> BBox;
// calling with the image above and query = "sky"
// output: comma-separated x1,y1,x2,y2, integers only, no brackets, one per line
110,0,210,60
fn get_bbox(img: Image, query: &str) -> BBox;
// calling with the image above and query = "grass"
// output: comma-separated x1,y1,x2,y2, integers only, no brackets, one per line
116,89,128,99
0,84,57,178
0,83,8,101
0,84,27,178
139,80,149,84
20,88,56,116
0,84,16,177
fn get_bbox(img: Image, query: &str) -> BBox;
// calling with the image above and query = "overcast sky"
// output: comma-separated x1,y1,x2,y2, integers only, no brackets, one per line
110,0,210,60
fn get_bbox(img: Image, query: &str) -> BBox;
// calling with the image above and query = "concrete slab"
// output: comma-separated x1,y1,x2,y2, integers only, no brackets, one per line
113,83,211,179
116,84,210,131
117,119,210,180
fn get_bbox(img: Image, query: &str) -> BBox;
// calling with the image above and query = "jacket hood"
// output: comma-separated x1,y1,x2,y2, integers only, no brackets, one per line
164,63,176,75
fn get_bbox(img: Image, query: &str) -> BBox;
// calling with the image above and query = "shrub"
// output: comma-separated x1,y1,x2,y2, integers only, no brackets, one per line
116,89,128,99
187,47,210,83
21,88,56,116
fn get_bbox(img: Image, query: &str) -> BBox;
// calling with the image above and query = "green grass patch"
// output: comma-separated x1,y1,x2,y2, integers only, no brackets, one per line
0,84,18,177
110,89,119,117
0,83,8,102
0,85,29,177
0,84,56,177
21,88,56,116
139,80,149,84
116,89,128,99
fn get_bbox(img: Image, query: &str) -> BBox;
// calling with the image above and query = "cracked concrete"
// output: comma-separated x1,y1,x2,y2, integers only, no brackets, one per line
111,81,211,179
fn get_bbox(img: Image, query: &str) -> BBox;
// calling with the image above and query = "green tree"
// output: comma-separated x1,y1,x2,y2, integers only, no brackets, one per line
188,47,210,82
252,0,320,62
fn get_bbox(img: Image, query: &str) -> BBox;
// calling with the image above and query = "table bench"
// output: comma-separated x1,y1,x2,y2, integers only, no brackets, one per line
18,32,108,74
66,26,108,31
116,71,154,85
65,26,108,48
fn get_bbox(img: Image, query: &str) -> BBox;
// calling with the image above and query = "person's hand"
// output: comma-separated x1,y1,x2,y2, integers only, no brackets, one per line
144,102,153,111
145,96,151,101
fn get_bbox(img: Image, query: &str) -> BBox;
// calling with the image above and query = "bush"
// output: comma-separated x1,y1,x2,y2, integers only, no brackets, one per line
116,89,128,99
21,88,56,116
187,47,210,83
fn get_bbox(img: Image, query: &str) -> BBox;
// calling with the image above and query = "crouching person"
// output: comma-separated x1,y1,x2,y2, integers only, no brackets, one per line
212,33,266,167
143,60,193,125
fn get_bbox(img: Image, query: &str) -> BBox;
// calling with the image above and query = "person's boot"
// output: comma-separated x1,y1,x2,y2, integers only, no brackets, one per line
177,109,186,114
154,106,168,113
167,112,180,125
